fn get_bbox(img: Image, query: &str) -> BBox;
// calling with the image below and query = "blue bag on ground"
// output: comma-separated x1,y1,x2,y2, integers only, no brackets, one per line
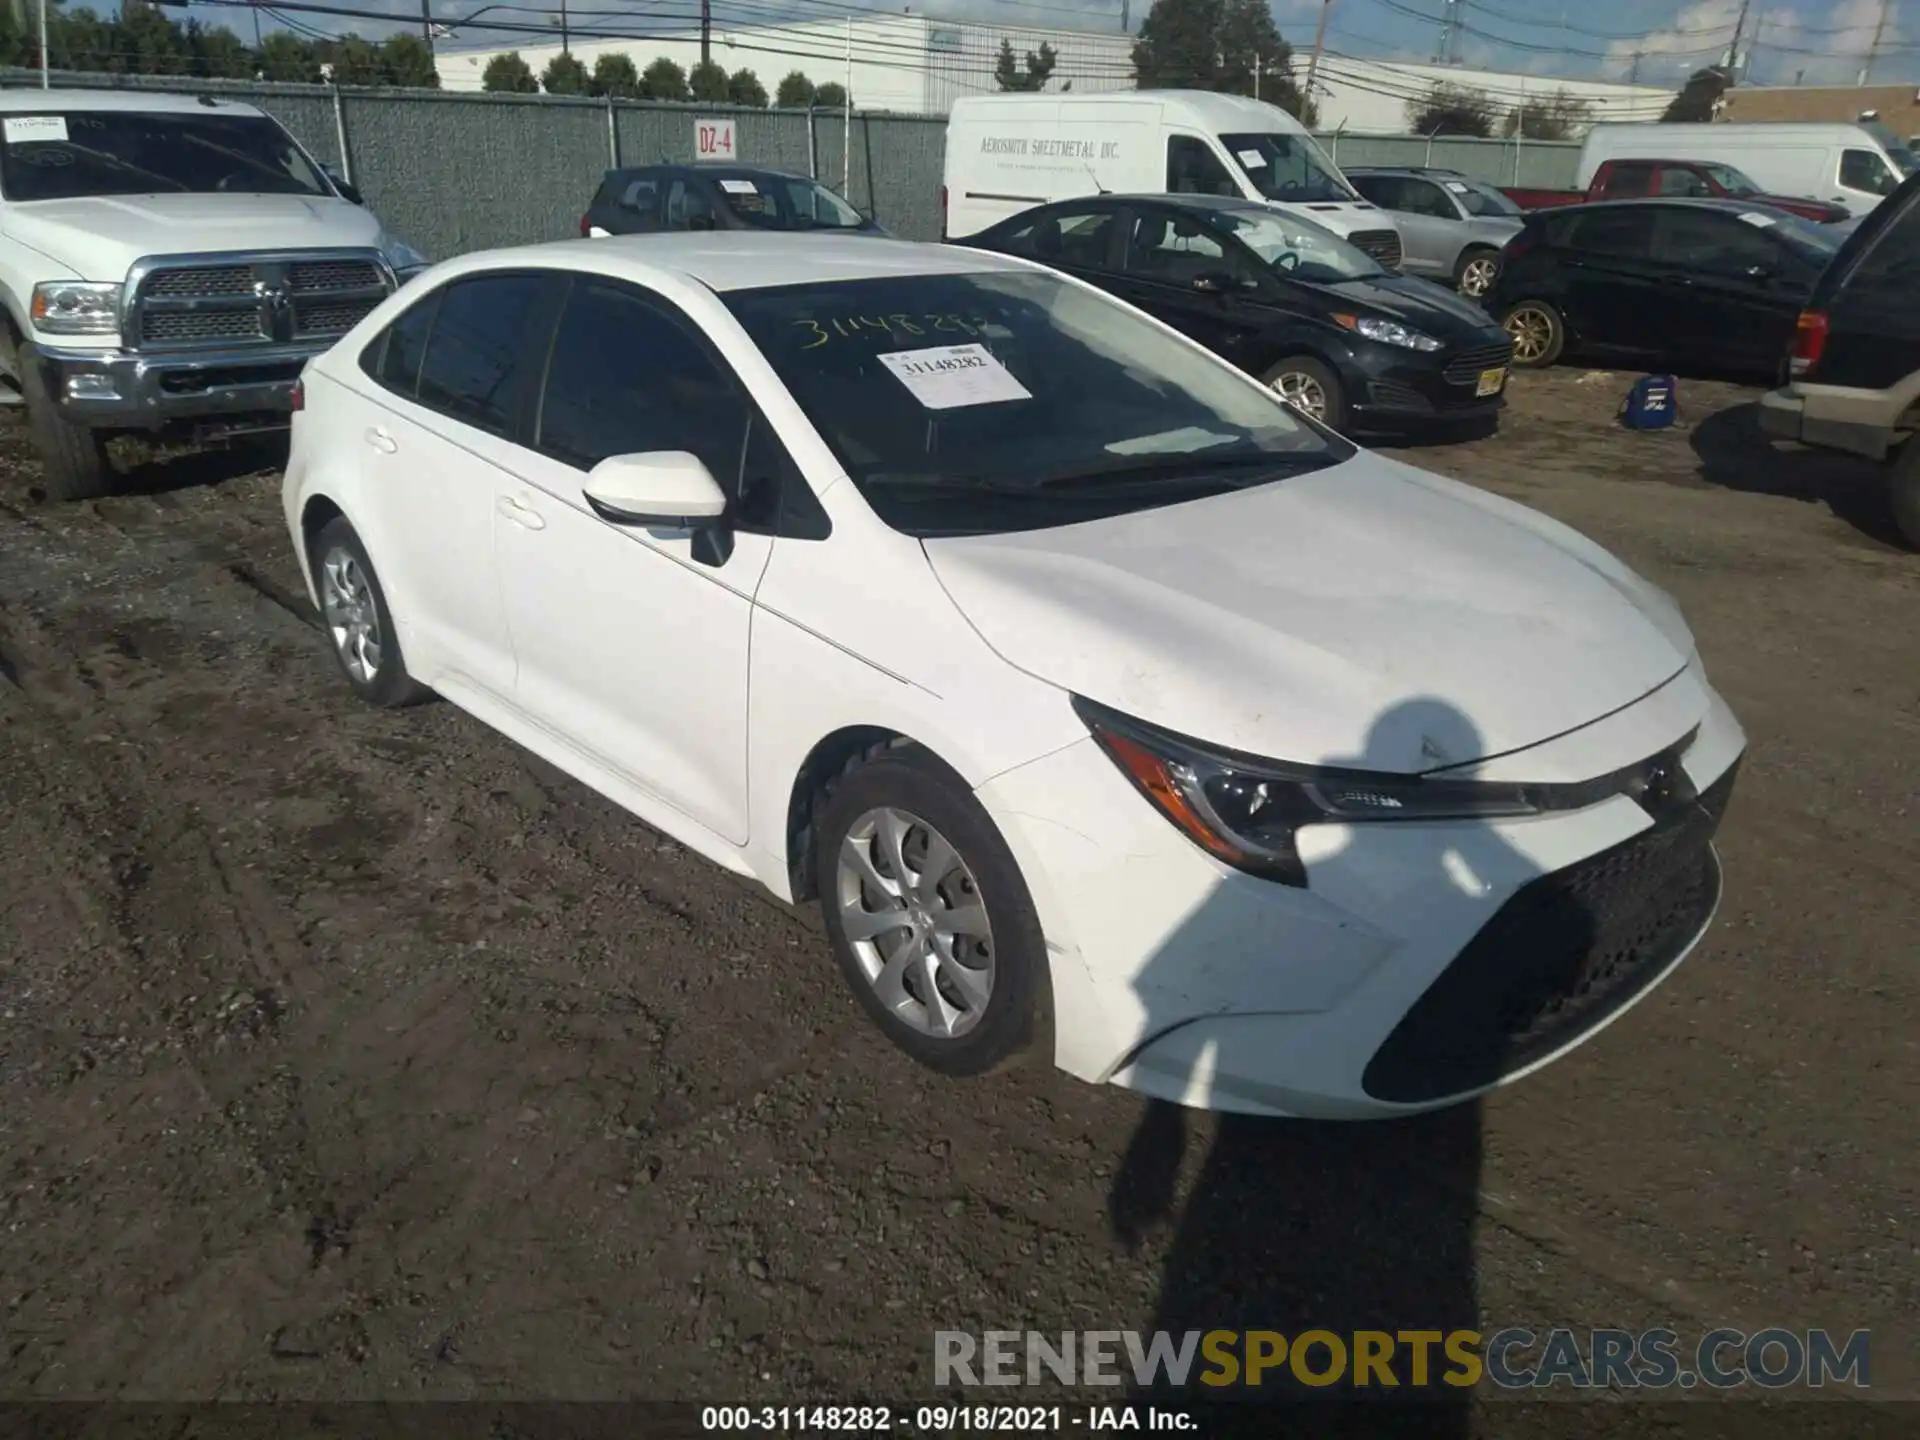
1620,374,1678,430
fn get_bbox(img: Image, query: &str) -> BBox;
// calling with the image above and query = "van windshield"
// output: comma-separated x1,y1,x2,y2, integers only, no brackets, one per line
1221,131,1357,204
0,110,329,201
1860,121,1918,175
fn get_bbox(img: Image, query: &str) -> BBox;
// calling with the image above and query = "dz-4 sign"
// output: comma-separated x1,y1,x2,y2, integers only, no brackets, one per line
694,119,737,160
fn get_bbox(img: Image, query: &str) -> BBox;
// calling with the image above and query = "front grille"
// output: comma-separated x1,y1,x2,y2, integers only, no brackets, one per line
142,308,266,344
293,297,383,338
1351,228,1403,268
132,251,392,352
1442,340,1516,386
1362,759,1738,1105
288,259,384,293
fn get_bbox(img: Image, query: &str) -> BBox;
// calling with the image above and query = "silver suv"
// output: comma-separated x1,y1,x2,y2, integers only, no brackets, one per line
1343,167,1525,300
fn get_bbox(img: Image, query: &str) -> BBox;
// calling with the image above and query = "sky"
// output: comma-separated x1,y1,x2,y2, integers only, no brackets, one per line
224,0,1917,90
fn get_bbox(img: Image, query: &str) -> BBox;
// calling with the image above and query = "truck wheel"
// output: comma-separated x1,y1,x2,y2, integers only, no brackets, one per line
1502,300,1565,368
1892,438,1920,552
1455,247,1500,300
17,351,115,502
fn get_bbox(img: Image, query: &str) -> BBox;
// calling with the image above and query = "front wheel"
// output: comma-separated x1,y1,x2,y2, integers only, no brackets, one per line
1891,436,1920,551
18,350,116,501
814,743,1049,1076
1502,300,1566,368
1455,247,1500,300
1263,355,1346,431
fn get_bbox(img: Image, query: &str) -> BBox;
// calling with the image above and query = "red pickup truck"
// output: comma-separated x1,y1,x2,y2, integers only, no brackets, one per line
1503,158,1852,224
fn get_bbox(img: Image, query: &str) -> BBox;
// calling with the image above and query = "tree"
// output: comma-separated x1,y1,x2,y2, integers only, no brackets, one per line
993,37,1057,92
117,2,191,76
814,79,848,110
1132,0,1223,89
1218,0,1311,118
1504,88,1592,141
258,31,321,82
640,55,689,102
382,33,438,88
325,35,388,86
774,70,815,107
591,52,640,98
1407,82,1495,138
688,57,729,102
1663,66,1729,123
542,51,592,95
481,50,538,93
728,67,768,107
187,20,253,79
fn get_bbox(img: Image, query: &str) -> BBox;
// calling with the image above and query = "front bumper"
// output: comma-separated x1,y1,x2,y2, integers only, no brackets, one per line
29,339,324,430
977,661,1747,1120
1342,341,1513,431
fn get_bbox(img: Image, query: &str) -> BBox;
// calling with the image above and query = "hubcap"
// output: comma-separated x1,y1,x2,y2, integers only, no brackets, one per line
1273,370,1328,419
836,806,994,1040
1505,306,1553,363
319,546,383,684
1461,257,1498,297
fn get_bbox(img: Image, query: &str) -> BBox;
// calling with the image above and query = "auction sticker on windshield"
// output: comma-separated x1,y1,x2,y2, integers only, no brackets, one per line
3,116,67,144
878,344,1031,409
719,179,758,195
1237,150,1268,168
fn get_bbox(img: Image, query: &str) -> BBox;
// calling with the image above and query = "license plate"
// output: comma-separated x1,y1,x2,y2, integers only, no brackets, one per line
1477,366,1508,397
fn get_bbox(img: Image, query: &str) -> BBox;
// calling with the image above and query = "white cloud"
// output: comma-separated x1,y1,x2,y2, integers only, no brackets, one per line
1598,0,1739,82
1759,0,1902,84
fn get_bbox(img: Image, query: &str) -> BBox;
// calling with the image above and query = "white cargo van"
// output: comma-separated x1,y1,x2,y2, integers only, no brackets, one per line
1577,121,1917,216
943,90,1404,268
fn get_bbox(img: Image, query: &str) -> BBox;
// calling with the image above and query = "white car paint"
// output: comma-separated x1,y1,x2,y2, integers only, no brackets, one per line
283,232,1746,1120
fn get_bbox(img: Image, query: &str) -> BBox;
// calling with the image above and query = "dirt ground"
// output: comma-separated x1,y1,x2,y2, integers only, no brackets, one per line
0,371,1915,1426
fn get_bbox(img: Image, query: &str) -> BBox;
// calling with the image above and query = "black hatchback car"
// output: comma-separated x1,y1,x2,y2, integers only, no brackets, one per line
958,194,1516,435
581,164,882,238
1488,198,1843,376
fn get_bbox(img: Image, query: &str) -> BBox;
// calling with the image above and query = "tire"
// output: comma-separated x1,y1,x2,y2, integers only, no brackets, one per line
308,516,430,708
1454,246,1501,301
1262,355,1346,431
1502,299,1566,368
17,348,115,502
1891,437,1920,552
813,742,1049,1076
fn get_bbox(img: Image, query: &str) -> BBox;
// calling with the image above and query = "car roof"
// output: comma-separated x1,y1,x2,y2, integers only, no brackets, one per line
1533,196,1788,217
431,232,1026,294
1059,192,1270,216
607,163,813,183
0,88,264,117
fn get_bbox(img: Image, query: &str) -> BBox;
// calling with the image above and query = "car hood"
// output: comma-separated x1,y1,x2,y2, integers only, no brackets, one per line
1320,273,1507,338
2,192,388,280
922,454,1694,773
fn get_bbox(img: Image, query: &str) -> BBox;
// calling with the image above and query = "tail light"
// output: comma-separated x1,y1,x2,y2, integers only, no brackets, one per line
1790,310,1829,379
290,377,304,413
579,212,591,238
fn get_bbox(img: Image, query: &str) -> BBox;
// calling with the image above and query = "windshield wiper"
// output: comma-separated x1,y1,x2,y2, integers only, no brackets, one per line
1030,450,1323,491
40,143,188,192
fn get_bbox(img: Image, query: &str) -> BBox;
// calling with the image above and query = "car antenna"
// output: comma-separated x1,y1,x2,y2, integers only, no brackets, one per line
1084,162,1109,196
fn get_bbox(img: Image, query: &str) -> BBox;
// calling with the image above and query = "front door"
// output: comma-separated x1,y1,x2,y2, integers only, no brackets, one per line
1646,208,1806,371
1108,205,1268,371
491,276,770,845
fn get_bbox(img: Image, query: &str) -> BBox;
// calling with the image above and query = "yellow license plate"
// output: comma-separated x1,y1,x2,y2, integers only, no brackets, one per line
1477,366,1508,397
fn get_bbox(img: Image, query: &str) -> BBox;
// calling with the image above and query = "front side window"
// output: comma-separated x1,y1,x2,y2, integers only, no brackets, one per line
1652,210,1782,276
722,269,1347,538
1400,179,1460,219
1700,162,1761,196
1201,207,1383,284
0,110,329,202
713,174,867,230
1221,131,1356,204
537,280,749,488
1606,163,1655,198
1658,167,1711,197
1568,208,1655,258
414,274,549,438
1841,148,1900,197
1450,177,1522,217
1123,209,1237,281
1167,136,1239,197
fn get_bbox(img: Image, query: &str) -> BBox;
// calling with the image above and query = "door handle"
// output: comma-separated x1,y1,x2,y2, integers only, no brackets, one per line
364,425,397,454
496,494,547,531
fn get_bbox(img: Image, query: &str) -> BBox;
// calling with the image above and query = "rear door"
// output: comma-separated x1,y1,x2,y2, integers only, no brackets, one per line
1554,206,1661,354
985,203,1122,285
1389,177,1464,280
1646,207,1808,369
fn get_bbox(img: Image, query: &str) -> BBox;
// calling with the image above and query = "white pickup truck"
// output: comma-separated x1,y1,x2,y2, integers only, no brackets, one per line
0,88,428,500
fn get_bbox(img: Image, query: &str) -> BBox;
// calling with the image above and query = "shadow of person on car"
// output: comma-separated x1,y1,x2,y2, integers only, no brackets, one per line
1102,697,1605,1434
1689,401,1905,548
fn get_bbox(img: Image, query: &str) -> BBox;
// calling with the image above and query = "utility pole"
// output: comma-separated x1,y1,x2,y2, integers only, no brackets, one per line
1303,0,1333,104
420,0,433,57
1627,47,1641,83
700,0,711,66
561,0,569,54
1857,0,1891,85
37,0,47,87
1253,53,1261,101
1726,0,1750,82
842,16,852,195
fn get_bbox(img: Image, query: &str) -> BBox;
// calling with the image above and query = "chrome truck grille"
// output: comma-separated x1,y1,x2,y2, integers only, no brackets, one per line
125,250,395,351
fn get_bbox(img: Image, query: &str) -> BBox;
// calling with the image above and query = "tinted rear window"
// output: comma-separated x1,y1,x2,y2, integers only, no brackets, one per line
1817,178,1920,308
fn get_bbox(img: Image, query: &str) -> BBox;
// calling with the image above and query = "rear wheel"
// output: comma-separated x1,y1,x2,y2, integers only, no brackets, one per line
1891,436,1920,551
1502,300,1565,368
309,516,430,708
1263,355,1346,430
1454,247,1501,300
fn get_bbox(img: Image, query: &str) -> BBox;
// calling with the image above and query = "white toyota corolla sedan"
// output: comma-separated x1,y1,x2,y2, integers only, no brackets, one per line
281,232,1745,1119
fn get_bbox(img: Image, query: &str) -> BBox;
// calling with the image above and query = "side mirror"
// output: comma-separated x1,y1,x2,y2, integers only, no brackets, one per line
324,166,364,206
582,451,727,530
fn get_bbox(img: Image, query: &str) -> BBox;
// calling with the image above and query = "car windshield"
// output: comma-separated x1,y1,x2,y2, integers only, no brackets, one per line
1203,207,1384,283
1860,121,1918,175
722,270,1347,537
1221,131,1358,204
1698,162,1762,196
0,110,329,201
1448,176,1523,217
712,173,868,230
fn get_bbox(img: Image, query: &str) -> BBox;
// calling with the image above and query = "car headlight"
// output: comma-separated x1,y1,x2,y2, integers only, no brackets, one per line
1340,314,1443,352
1075,696,1556,888
31,281,122,336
